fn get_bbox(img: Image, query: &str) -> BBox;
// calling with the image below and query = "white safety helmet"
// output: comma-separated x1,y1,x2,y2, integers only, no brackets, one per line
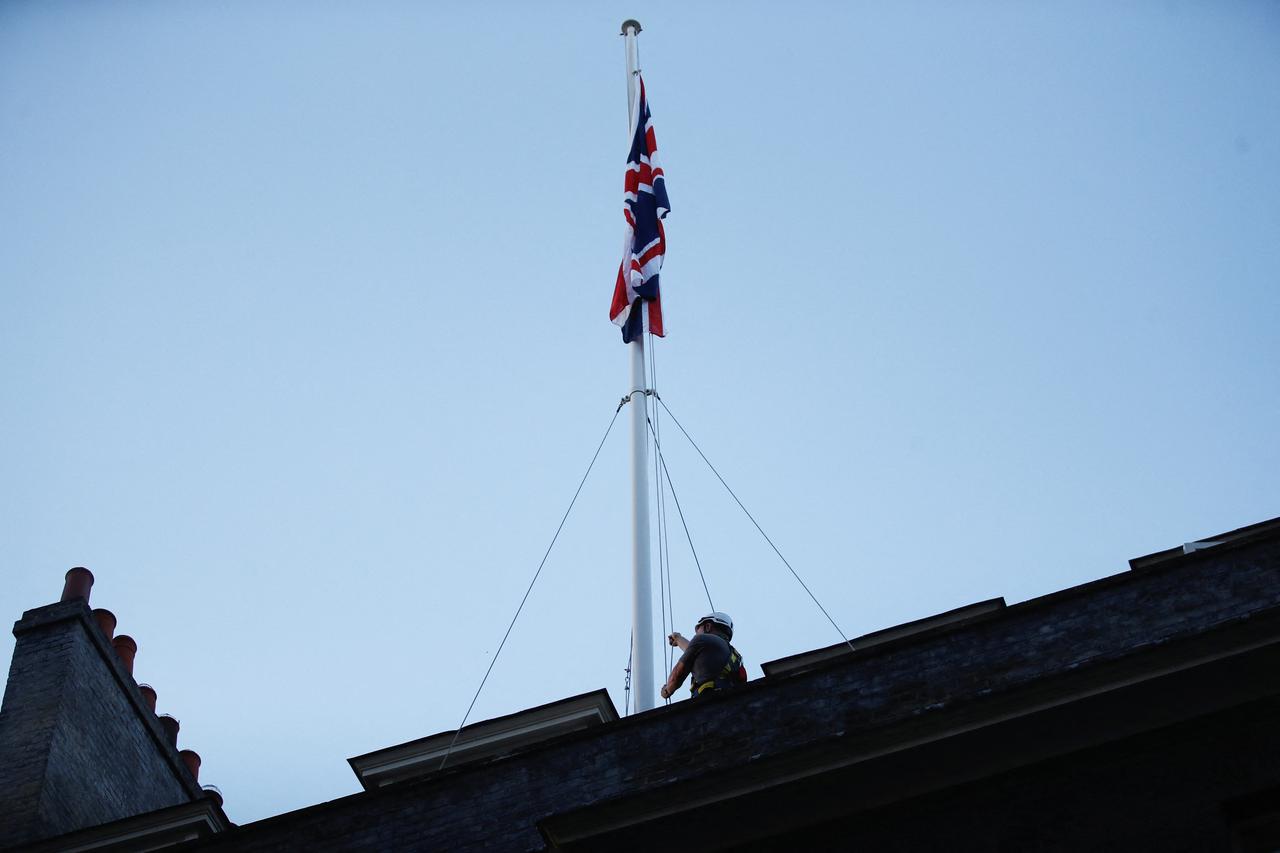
696,611,734,640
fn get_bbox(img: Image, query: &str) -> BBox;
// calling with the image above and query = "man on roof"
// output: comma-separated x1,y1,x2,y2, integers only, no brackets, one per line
660,611,748,700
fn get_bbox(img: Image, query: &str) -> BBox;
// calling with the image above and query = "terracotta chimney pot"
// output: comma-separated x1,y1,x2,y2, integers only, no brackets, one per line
61,567,94,603
180,749,201,782
138,683,158,713
112,635,138,675
158,714,180,746
92,608,117,641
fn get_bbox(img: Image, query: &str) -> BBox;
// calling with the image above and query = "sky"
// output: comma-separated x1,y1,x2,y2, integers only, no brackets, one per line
2,0,1278,826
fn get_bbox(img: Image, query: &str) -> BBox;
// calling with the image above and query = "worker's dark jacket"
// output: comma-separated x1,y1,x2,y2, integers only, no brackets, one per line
679,633,746,696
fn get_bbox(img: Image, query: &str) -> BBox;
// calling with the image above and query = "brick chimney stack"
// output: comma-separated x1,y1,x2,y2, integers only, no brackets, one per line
0,569,208,846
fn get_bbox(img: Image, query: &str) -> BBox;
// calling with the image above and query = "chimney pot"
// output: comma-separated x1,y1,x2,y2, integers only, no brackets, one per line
202,784,224,808
138,683,158,713
61,567,94,603
158,714,180,746
92,608,117,641
180,749,201,782
112,635,138,675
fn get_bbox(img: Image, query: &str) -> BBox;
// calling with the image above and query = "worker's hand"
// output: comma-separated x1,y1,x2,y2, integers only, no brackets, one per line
660,684,672,699
667,632,685,647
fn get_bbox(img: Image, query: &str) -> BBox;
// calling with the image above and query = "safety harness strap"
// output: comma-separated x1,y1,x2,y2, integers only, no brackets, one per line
691,646,744,696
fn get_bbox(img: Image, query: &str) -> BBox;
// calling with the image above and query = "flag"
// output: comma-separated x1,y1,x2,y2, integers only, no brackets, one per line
609,75,670,343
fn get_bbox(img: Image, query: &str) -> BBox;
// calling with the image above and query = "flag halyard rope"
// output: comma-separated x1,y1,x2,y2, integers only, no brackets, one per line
646,416,716,614
647,336,669,689
647,334,678,700
624,630,633,715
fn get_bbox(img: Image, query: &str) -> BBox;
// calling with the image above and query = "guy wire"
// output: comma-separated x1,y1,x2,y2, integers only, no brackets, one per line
439,405,623,769
656,397,855,653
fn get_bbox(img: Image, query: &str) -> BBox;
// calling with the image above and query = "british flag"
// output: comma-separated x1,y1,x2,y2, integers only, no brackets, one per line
609,75,670,343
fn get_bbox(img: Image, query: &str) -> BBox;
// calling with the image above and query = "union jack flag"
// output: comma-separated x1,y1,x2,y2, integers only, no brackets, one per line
609,75,670,343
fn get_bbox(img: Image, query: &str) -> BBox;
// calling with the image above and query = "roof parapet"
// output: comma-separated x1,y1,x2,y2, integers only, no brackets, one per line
1128,517,1280,571
349,690,618,791
761,598,1007,679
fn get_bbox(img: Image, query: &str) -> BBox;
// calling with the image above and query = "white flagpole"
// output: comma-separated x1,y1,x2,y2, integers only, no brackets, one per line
621,18,655,713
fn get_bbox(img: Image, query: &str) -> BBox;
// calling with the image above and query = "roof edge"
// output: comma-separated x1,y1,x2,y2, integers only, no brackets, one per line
761,598,1007,679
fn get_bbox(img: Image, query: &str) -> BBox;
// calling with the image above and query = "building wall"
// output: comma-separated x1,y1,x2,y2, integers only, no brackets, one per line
0,601,198,847
747,696,1280,852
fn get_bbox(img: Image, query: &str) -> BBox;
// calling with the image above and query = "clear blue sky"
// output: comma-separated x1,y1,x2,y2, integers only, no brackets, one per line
2,0,1277,825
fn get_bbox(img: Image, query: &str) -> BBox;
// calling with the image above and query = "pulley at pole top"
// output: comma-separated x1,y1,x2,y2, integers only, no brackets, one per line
620,19,642,36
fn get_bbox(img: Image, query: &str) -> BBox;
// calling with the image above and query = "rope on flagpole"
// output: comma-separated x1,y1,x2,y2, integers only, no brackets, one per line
624,630,633,715
438,405,623,770
647,334,677,698
647,336,668,679
646,416,716,613
655,398,856,653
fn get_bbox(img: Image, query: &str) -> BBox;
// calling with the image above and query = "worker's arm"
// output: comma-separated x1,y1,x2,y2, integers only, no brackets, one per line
660,660,688,700
667,632,689,651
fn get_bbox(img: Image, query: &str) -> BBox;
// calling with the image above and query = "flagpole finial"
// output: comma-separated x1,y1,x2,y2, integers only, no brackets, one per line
620,19,642,36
